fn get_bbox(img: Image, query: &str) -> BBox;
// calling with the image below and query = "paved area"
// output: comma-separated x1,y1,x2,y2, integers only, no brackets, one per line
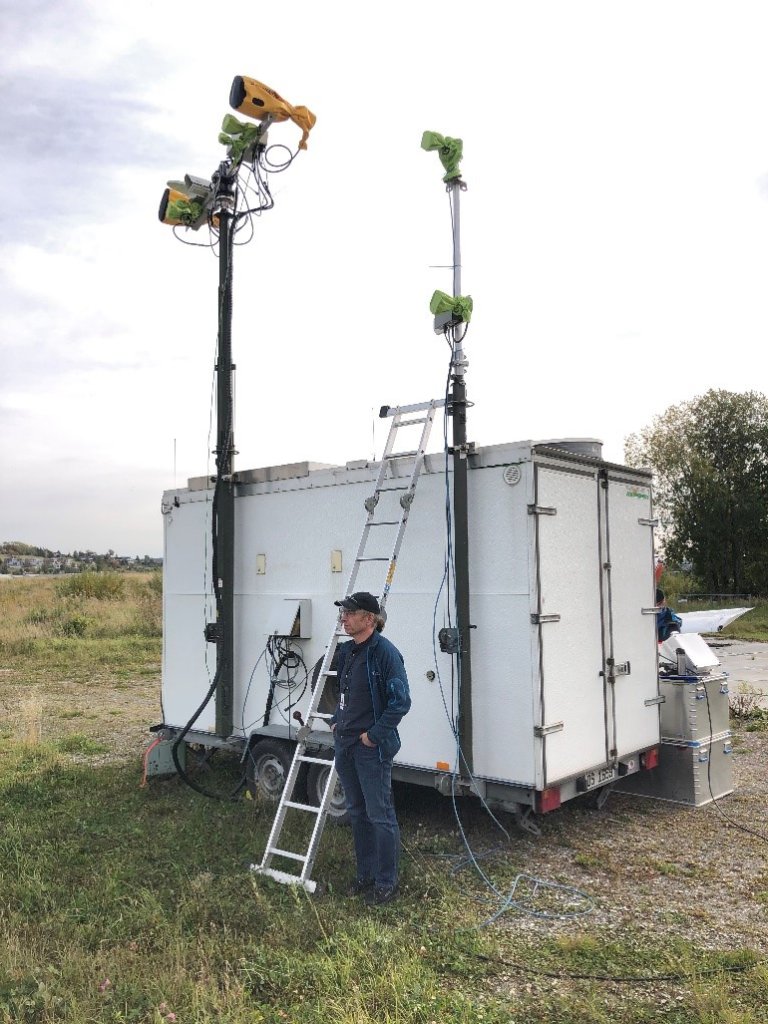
706,637,768,703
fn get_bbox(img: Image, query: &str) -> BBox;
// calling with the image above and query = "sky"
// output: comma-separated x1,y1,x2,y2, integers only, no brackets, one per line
2,0,768,557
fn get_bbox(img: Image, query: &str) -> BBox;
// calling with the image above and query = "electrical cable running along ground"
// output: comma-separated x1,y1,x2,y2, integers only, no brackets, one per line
701,681,768,845
447,671,768,978
454,943,768,985
429,344,594,925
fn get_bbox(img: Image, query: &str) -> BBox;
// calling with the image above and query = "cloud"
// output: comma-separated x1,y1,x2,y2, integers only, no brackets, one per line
0,1,192,237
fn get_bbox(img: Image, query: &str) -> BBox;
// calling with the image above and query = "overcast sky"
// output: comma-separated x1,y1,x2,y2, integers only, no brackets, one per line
2,0,768,556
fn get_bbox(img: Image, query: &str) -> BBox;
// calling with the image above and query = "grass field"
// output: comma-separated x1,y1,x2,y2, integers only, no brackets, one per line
2,575,768,1022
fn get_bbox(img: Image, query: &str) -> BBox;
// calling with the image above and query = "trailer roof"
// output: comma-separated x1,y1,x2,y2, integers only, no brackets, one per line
163,439,650,504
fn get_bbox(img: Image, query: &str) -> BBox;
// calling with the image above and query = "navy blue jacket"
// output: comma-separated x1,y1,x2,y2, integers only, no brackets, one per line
657,606,683,642
330,631,411,760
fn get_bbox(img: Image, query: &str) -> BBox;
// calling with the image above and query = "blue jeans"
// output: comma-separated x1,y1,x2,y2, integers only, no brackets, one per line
334,740,400,890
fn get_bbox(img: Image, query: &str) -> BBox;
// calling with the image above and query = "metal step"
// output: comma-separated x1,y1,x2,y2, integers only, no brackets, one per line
380,399,446,416
254,866,317,893
268,847,307,862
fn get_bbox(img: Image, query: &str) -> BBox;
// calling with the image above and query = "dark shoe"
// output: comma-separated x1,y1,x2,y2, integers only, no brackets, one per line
365,884,399,906
346,878,375,898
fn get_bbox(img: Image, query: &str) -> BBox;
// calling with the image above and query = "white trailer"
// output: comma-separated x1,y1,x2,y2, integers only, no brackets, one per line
159,437,661,822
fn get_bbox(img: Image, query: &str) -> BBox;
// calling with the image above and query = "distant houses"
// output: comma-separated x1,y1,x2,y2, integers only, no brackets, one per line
0,545,161,575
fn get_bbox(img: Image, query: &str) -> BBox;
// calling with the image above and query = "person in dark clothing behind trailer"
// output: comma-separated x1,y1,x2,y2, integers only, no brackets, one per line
329,591,411,906
656,588,683,642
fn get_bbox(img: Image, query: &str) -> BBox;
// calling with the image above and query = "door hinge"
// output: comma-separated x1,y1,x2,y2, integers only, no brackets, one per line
528,504,557,516
638,517,659,527
531,613,561,624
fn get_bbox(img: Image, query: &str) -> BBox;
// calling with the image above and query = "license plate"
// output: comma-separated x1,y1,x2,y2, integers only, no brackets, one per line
579,765,617,791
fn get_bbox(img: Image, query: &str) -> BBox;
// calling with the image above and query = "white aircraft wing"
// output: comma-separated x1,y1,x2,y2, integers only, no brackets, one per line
678,607,753,633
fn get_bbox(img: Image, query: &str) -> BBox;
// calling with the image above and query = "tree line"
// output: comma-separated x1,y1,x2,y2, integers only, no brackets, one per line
625,389,768,596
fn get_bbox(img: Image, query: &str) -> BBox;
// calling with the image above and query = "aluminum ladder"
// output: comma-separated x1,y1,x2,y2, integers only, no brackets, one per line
252,398,444,892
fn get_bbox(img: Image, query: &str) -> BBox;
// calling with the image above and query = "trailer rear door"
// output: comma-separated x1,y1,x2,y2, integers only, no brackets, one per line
533,463,608,785
600,471,658,759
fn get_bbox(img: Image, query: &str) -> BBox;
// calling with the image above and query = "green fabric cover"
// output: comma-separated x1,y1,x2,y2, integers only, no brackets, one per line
429,289,473,324
421,131,463,181
167,197,204,224
219,114,263,163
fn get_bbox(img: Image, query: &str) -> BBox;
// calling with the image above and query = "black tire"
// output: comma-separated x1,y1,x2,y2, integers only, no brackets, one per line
246,739,303,803
306,753,349,825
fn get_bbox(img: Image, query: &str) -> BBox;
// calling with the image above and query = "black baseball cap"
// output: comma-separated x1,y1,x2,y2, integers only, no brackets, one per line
335,592,381,614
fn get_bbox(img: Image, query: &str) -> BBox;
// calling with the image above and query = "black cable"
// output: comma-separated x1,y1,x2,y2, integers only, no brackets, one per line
172,226,217,248
234,161,274,222
240,637,309,736
168,474,246,801
702,681,768,844
240,647,268,734
260,143,295,172
168,204,242,802
455,942,767,984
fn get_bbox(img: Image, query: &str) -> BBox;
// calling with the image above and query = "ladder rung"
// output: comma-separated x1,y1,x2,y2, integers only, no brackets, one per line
377,485,410,492
387,450,419,459
268,847,307,862
253,866,317,893
310,712,333,720
284,801,321,813
356,557,389,562
366,520,400,527
381,399,445,417
297,754,333,765
398,417,428,426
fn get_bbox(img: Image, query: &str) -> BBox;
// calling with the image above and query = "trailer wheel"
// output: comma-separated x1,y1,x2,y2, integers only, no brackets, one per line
246,739,302,802
306,756,349,825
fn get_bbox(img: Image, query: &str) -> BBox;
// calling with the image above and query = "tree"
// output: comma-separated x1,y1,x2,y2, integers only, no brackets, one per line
625,389,768,595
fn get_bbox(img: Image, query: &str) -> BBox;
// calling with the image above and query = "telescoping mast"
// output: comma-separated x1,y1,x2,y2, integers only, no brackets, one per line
157,77,316,788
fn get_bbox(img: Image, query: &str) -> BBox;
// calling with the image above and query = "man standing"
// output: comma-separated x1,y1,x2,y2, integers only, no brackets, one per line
330,591,411,905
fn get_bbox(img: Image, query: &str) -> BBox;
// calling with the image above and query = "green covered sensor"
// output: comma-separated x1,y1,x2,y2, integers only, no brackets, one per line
166,197,205,225
421,131,463,181
219,114,264,163
429,290,473,324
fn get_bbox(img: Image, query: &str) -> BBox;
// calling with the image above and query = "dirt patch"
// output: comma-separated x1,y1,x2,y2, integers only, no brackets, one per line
2,670,161,765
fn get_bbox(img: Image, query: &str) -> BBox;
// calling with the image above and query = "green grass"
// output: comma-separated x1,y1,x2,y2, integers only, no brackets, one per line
2,575,768,1022
2,744,767,1024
